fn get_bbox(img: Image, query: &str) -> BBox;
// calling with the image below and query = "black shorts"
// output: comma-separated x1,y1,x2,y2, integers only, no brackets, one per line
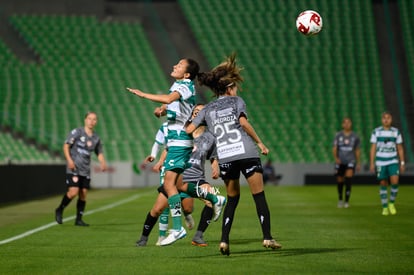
66,174,91,189
334,163,355,177
219,158,263,180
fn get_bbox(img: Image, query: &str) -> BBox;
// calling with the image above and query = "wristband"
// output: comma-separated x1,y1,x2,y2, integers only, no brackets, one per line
401,161,405,165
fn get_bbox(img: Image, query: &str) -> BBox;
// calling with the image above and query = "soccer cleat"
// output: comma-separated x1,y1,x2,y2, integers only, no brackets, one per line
344,202,350,208
382,208,389,216
337,200,344,208
192,235,208,247
212,195,226,222
219,242,230,256
155,236,166,246
388,203,397,215
74,219,89,226
136,238,148,247
160,227,186,246
263,239,282,250
55,208,63,224
184,214,195,230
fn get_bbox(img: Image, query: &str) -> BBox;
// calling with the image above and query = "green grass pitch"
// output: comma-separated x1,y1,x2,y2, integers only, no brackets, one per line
0,185,413,274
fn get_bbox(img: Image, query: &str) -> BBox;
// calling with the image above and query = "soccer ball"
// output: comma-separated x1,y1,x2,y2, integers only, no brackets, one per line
296,10,323,36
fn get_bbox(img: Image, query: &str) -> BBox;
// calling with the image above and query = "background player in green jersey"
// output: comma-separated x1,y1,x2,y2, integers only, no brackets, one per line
332,117,361,208
55,111,107,226
369,111,405,216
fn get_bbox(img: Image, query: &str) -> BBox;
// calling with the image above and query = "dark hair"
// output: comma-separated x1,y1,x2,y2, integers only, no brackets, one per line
185,58,200,80
197,53,243,97
191,103,204,115
84,111,97,118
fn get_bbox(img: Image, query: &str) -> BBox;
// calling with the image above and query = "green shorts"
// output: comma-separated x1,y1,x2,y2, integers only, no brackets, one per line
376,163,399,180
164,146,192,174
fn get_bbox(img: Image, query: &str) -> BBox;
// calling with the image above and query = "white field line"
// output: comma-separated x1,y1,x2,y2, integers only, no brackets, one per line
0,192,146,245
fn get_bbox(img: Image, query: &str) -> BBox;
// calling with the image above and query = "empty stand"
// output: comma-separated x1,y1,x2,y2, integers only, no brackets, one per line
1,15,168,162
180,0,386,163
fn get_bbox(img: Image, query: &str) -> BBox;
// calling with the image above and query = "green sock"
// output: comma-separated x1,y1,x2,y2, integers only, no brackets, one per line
390,184,399,203
168,194,182,230
159,207,169,237
187,183,218,204
379,186,388,208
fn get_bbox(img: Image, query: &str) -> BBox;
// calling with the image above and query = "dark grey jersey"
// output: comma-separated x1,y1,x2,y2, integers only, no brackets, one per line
333,131,360,164
65,127,103,176
192,96,259,163
183,130,216,183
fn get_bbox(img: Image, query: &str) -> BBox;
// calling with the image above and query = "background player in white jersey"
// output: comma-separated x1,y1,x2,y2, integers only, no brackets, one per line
369,111,405,216
55,112,107,226
332,117,361,208
136,122,195,247
186,54,282,255
126,59,225,246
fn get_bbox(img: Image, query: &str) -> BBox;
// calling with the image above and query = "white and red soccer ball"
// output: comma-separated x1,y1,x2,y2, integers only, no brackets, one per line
296,10,323,36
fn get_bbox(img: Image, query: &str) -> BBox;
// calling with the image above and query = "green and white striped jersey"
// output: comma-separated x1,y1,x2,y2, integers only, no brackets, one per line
166,79,195,148
370,126,403,166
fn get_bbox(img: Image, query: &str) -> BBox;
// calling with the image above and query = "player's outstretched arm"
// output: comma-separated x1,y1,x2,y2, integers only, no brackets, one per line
126,88,180,104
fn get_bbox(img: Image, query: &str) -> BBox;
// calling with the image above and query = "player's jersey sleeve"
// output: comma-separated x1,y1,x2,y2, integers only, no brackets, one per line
396,130,403,144
155,122,168,145
333,132,339,147
354,134,361,148
94,138,103,155
174,84,192,101
370,129,378,144
236,97,248,118
65,128,81,145
170,80,194,101
191,107,206,128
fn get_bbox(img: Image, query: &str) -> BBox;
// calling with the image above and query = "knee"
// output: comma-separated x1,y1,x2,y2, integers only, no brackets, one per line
182,205,193,215
66,190,78,199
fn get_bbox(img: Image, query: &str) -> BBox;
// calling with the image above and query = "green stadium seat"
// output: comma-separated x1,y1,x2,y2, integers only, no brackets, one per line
1,15,168,162
179,0,386,163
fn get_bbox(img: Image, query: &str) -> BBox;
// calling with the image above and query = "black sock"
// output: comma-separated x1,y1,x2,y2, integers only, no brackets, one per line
337,182,344,201
141,212,158,237
76,199,86,220
221,195,240,243
344,177,352,202
197,205,213,232
58,194,72,210
253,191,272,240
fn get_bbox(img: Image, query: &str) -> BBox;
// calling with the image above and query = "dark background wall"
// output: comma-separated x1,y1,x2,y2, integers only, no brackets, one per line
305,174,414,185
0,165,66,204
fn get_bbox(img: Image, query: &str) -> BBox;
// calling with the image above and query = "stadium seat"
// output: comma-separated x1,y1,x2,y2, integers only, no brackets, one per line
1,15,168,162
179,0,386,163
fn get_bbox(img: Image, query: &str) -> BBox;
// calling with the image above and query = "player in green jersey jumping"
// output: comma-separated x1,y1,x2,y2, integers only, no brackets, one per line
126,59,225,246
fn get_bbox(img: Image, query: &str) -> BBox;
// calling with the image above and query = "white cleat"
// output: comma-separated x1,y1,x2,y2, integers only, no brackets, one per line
160,227,186,246
213,195,226,222
155,236,166,246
